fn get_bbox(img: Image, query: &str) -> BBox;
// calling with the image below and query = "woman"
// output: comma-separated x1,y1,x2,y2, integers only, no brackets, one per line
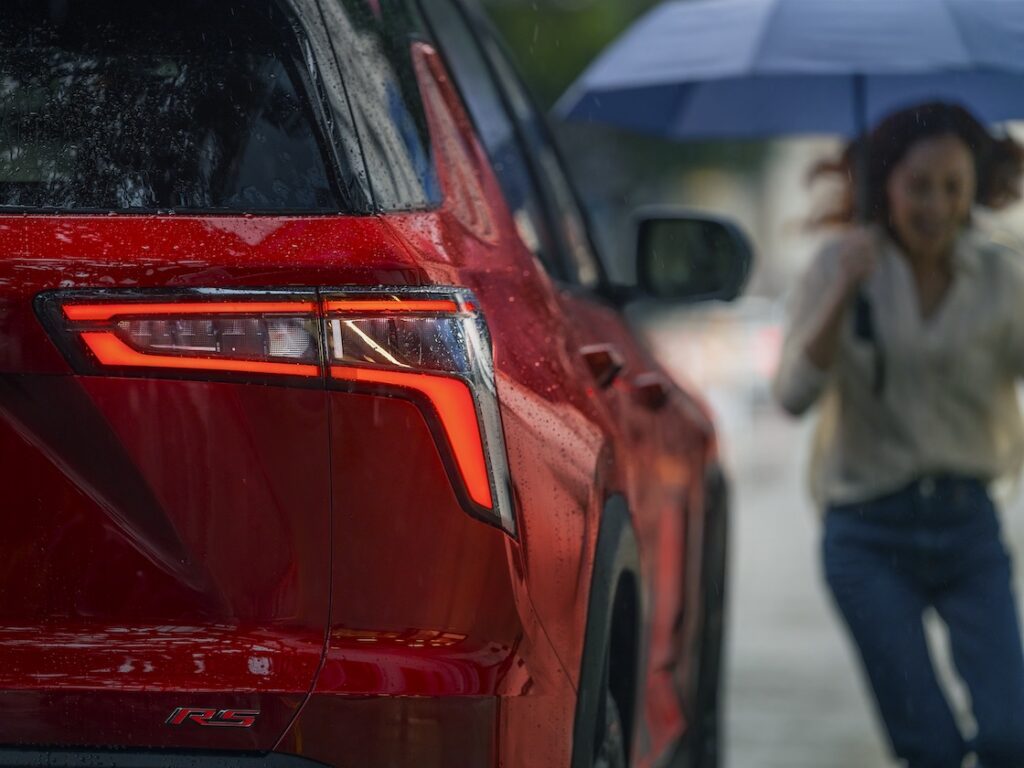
774,102,1024,768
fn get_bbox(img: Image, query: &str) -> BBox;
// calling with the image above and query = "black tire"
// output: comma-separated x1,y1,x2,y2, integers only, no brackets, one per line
685,479,729,768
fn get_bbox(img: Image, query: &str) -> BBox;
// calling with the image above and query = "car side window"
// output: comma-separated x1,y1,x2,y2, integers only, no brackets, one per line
418,0,564,280
474,23,605,290
316,0,441,212
473,27,606,290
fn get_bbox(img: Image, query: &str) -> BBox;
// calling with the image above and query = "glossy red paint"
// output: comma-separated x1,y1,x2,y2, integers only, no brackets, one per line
0,30,721,768
0,375,331,749
277,696,498,766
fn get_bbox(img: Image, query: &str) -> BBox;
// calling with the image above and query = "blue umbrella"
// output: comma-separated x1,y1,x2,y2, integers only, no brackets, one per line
557,0,1024,140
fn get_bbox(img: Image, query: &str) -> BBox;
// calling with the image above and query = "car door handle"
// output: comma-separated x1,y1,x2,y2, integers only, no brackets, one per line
580,344,624,389
632,372,670,410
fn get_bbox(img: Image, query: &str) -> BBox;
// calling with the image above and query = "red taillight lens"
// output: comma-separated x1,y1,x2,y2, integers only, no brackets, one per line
330,366,492,509
324,298,459,314
62,301,318,321
37,288,516,535
322,290,515,534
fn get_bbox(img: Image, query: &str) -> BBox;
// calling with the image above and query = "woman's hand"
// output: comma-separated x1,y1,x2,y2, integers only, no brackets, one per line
801,227,879,371
836,227,878,295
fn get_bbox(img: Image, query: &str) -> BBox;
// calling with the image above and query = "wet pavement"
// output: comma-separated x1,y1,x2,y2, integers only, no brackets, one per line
719,407,1024,768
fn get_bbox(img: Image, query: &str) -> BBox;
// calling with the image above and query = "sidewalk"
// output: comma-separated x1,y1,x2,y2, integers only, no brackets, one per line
723,410,891,768
722,406,1024,767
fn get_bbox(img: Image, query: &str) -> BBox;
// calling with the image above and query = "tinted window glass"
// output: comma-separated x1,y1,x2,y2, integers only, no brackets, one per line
288,0,374,211
477,26,604,288
318,0,441,211
0,0,344,213
420,0,561,276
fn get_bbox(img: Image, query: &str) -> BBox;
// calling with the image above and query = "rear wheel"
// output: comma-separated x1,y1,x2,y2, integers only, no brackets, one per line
594,688,628,768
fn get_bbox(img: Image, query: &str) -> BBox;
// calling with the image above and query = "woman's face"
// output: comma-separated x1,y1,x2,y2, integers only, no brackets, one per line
886,133,976,260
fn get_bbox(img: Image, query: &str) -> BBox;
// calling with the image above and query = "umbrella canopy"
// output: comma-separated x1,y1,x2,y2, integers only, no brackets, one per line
557,0,1024,139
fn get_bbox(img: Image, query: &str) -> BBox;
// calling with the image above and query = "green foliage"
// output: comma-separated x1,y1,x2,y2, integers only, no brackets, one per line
478,0,768,174
481,0,659,108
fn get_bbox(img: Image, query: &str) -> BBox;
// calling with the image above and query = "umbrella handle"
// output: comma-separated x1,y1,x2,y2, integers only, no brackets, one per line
853,290,885,395
853,290,873,339
851,88,885,397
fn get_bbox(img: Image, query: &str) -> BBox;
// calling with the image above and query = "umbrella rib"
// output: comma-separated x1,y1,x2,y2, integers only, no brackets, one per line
747,0,782,75
669,81,699,138
938,0,974,71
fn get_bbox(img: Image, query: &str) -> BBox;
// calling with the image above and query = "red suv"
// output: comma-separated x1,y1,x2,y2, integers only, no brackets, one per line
0,1,750,766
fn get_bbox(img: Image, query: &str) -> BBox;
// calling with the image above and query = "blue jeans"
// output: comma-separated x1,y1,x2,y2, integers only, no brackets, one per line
824,476,1024,768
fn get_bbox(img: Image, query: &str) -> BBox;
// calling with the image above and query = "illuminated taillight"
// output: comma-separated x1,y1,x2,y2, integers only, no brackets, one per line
37,291,321,381
323,289,515,535
36,287,516,535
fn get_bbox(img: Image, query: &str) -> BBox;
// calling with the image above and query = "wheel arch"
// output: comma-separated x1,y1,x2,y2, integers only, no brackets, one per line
571,494,642,768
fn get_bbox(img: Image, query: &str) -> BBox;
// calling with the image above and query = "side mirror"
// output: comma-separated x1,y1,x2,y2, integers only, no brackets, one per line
635,210,754,303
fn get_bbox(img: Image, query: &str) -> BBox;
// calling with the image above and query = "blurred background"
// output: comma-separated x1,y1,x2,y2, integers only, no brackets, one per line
481,2,1024,766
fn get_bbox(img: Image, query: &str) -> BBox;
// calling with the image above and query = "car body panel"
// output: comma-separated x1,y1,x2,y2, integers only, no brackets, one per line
0,372,331,748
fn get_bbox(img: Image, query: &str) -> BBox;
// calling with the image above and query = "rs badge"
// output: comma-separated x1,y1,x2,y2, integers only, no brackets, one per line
166,707,259,727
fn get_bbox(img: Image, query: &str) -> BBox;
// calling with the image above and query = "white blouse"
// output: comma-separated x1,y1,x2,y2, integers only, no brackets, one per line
773,227,1024,506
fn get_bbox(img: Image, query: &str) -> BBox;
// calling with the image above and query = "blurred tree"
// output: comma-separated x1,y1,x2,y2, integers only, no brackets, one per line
480,0,658,108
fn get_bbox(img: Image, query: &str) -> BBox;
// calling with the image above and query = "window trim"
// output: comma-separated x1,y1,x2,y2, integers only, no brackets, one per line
291,2,375,214
317,0,444,215
447,0,611,293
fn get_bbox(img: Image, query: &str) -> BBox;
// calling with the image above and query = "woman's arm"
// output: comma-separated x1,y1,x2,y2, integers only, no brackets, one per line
773,228,876,415
997,244,1024,378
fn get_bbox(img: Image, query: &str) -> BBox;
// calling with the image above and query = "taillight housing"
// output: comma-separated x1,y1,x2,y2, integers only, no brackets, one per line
36,287,516,535
322,288,514,533
38,290,321,382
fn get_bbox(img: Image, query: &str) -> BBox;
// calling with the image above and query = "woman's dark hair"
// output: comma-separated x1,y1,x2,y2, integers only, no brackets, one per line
811,101,1024,226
